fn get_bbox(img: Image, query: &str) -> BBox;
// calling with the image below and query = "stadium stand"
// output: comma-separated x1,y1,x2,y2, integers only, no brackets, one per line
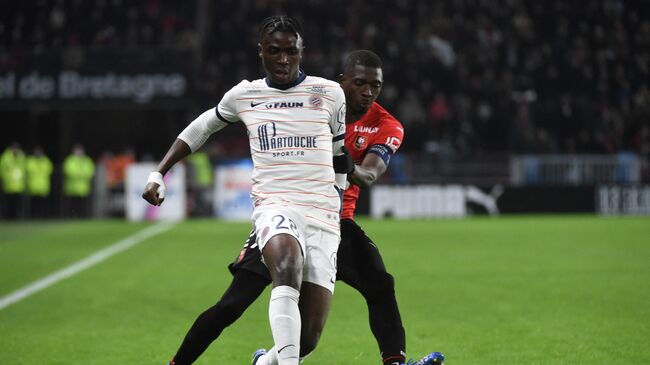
1,0,649,217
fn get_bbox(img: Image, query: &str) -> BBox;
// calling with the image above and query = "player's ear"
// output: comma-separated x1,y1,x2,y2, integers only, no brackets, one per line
257,43,262,58
338,73,344,82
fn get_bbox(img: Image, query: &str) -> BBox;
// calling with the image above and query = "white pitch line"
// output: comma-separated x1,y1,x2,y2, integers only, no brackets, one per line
0,221,176,311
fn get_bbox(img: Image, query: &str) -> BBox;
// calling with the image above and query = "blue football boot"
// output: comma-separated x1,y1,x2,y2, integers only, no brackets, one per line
251,349,267,365
406,351,445,365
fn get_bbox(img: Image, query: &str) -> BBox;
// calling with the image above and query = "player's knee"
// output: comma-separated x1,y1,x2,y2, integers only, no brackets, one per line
272,266,302,289
270,257,303,288
264,236,303,288
362,271,395,301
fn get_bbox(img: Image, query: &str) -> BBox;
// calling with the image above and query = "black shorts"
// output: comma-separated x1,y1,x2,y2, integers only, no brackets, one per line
228,218,389,285
228,228,272,282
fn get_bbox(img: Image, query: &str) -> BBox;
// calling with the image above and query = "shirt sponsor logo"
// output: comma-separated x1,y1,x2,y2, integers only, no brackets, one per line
249,101,305,109
307,86,328,95
385,136,401,150
354,125,379,133
258,122,318,152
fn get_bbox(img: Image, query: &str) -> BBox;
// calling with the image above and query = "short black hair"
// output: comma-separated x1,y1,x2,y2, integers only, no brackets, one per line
258,15,303,41
343,50,383,72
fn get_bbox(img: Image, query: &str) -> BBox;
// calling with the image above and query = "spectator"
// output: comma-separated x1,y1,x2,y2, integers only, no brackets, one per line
0,142,26,219
63,144,95,218
26,146,53,218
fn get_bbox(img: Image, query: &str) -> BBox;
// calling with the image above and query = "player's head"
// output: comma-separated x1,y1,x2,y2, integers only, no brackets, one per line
257,15,304,85
340,50,383,115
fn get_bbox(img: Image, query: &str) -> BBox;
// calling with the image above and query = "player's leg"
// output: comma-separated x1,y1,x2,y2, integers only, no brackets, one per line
337,218,406,365
171,269,269,365
255,226,337,365
169,228,272,365
253,281,333,365
297,227,338,358
298,281,333,357
256,232,304,365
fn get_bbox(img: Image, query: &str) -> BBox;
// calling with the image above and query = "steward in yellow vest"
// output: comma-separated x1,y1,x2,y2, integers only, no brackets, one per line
63,144,95,218
63,145,95,198
0,143,26,194
27,147,53,218
27,147,53,197
0,142,26,219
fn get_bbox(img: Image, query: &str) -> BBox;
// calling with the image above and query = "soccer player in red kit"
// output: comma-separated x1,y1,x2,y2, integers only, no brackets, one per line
163,50,444,365
333,50,442,365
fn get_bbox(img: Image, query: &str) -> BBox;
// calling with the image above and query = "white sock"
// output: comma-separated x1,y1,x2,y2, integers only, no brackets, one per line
255,346,277,365
257,345,309,365
258,286,301,365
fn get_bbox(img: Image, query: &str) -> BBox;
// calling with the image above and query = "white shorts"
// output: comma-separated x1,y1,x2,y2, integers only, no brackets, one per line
252,205,340,293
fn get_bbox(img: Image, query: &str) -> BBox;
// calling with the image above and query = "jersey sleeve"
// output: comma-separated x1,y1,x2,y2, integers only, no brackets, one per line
216,82,245,123
367,120,404,166
330,85,346,144
330,85,347,189
177,83,244,152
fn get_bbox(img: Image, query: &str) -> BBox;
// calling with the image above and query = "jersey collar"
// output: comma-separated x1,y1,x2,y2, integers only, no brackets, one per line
265,69,306,90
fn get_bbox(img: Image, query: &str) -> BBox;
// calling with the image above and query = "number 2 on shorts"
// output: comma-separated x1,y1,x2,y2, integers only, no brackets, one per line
272,214,300,238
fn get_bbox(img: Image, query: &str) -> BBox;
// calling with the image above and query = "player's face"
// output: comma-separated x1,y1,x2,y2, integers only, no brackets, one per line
340,65,383,115
258,31,303,85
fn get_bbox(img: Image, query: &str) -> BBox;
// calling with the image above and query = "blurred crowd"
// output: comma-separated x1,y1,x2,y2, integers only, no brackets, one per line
197,0,650,159
2,0,649,158
0,142,214,219
0,0,196,51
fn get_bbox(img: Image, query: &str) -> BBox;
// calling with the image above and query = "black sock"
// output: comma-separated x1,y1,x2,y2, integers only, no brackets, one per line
367,276,406,365
370,294,406,364
172,270,268,365
383,354,406,365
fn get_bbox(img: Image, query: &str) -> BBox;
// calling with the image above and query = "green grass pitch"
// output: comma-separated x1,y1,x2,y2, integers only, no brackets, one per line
1,216,649,364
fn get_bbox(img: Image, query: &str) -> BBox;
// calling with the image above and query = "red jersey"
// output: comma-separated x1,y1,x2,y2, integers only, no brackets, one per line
341,102,404,219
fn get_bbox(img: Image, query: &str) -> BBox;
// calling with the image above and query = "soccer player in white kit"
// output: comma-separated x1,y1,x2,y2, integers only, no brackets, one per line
142,16,347,365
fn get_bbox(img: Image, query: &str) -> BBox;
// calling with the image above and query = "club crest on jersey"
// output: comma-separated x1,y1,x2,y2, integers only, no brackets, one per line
354,135,367,149
309,95,323,107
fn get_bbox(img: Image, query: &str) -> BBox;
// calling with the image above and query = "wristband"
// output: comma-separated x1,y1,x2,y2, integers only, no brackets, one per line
147,171,166,199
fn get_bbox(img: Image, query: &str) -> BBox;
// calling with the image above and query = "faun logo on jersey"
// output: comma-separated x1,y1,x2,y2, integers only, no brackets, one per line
251,101,304,109
258,122,318,153
354,125,379,133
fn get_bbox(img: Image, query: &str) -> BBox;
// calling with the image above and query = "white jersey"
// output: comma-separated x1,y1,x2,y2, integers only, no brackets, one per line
214,73,346,231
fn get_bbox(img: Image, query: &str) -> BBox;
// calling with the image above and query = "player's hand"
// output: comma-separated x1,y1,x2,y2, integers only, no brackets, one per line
142,172,166,206
333,147,355,174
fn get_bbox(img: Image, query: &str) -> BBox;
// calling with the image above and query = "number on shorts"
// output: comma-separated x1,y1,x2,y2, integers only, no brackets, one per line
272,214,300,238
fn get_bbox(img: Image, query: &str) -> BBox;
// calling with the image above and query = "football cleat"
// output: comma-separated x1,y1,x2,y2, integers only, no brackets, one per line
251,348,267,365
406,351,445,365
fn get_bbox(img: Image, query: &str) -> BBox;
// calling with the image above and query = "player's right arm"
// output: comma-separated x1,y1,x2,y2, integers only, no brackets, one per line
141,138,192,206
348,120,404,189
347,152,388,189
142,84,242,206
